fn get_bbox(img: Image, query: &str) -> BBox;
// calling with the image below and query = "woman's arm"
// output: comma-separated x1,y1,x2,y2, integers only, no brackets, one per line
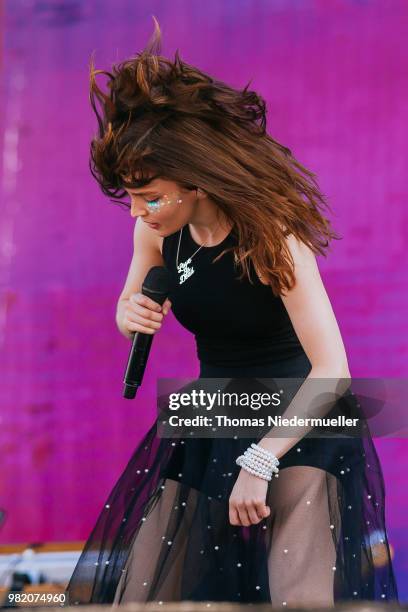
257,233,351,459
116,218,166,340
281,234,350,375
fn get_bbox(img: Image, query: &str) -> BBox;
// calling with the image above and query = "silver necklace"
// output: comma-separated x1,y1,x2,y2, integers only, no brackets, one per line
176,225,219,285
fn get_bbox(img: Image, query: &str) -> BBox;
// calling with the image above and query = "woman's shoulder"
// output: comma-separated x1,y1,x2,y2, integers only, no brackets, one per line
252,222,314,288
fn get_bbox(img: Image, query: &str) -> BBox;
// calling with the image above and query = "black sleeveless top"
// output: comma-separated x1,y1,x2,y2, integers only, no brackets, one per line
162,223,306,367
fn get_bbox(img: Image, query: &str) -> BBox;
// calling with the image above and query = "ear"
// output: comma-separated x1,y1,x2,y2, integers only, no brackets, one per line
196,187,206,198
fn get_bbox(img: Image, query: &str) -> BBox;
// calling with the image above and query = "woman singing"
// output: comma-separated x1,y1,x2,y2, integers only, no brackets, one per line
66,18,398,607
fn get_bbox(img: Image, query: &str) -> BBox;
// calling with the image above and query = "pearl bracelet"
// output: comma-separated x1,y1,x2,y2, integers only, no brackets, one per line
251,443,280,466
236,443,280,481
236,455,273,481
242,450,279,474
245,448,279,474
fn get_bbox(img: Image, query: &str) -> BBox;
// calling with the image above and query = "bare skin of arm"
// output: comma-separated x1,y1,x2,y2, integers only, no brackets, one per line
116,218,171,340
229,234,351,527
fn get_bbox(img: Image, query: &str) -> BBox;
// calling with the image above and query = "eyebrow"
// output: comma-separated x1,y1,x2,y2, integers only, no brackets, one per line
129,189,158,195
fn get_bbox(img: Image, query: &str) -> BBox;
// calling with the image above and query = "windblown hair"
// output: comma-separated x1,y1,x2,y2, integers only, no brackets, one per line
89,16,340,295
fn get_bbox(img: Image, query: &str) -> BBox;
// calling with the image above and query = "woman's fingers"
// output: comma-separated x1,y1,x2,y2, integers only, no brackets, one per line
229,469,270,526
229,499,270,526
126,321,156,334
130,293,162,313
132,314,162,330
229,504,240,526
255,500,271,520
236,502,251,527
246,502,263,524
123,292,166,335
130,302,163,322
128,293,172,317
162,298,172,315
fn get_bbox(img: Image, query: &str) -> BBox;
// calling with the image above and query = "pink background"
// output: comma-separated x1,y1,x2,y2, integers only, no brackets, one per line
0,0,406,598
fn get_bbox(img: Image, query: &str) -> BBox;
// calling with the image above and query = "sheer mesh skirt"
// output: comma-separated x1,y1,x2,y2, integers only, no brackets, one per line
65,353,398,606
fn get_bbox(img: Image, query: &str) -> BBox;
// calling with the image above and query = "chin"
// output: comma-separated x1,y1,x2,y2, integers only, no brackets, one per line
160,227,179,237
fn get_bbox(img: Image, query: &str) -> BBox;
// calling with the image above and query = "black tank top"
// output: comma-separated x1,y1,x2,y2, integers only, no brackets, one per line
162,223,306,367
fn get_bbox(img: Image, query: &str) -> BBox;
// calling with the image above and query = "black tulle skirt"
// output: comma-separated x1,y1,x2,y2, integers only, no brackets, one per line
65,353,398,606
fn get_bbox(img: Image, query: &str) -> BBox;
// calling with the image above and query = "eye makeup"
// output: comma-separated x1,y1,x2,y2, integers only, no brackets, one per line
146,198,161,212
145,192,184,214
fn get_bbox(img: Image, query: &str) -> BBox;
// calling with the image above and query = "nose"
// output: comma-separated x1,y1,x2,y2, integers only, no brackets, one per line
130,201,147,218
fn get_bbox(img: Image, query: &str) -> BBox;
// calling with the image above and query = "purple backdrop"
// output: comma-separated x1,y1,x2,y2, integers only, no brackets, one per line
0,0,407,599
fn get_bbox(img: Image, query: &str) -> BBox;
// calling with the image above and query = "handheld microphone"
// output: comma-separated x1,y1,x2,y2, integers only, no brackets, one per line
123,266,172,399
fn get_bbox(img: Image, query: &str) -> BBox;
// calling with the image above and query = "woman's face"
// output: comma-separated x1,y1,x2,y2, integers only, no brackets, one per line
122,175,198,236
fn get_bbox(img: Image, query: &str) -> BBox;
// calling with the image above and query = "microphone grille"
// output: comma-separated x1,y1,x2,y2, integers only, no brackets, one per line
142,266,173,295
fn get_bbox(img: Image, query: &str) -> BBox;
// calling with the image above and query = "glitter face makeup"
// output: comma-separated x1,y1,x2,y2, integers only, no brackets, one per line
121,178,199,234
145,192,184,214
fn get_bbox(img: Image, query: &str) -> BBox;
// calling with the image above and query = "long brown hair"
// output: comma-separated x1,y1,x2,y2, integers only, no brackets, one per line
89,16,340,296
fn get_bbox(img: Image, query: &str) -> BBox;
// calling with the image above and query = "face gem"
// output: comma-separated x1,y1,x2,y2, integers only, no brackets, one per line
146,193,184,214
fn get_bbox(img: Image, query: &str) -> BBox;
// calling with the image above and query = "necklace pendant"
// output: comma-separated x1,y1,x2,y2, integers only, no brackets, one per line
177,257,195,284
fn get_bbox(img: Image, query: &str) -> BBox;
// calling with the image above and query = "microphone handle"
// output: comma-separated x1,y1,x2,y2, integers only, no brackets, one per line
122,285,168,399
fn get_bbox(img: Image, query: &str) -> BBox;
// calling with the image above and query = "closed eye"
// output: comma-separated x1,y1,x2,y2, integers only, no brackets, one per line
146,198,161,209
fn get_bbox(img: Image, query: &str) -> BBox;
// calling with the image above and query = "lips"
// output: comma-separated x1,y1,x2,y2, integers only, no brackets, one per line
146,222,160,229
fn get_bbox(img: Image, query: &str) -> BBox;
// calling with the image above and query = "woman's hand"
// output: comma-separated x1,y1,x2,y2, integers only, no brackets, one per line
121,292,172,336
229,468,271,526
